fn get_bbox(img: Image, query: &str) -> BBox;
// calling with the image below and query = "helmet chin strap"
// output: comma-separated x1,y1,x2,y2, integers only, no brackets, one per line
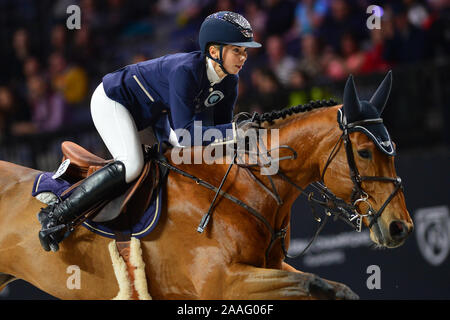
206,44,230,75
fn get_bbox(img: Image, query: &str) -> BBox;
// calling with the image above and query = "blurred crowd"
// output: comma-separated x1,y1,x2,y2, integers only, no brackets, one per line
0,0,448,142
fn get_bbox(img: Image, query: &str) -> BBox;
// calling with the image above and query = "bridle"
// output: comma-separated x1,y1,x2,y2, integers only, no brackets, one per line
337,110,404,230
152,110,404,261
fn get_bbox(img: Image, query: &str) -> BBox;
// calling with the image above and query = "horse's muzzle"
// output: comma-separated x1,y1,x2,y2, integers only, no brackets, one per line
389,220,413,243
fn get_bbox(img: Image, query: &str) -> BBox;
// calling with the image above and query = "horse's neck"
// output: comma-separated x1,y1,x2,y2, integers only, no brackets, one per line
274,105,341,188
165,106,341,231
231,106,341,230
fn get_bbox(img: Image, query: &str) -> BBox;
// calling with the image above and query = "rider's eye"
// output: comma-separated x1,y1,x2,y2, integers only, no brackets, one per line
357,149,372,159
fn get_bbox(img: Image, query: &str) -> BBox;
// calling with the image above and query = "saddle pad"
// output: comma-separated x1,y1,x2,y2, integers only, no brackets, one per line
32,172,163,239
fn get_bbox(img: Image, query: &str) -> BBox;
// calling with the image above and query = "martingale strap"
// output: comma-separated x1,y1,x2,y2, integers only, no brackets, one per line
156,113,403,261
197,152,238,233
155,138,344,261
153,159,278,241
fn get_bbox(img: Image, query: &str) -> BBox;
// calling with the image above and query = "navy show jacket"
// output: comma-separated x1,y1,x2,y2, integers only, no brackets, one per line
102,51,237,146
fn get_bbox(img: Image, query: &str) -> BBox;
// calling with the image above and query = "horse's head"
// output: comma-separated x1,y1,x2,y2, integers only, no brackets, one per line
321,72,413,248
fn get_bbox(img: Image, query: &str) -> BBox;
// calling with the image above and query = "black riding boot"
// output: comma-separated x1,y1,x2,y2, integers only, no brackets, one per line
38,161,127,252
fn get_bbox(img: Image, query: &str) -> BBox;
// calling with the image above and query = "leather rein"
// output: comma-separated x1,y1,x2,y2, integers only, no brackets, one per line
153,114,403,261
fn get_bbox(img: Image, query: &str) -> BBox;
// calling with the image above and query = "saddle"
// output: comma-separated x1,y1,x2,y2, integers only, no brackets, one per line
59,141,161,230
58,141,166,300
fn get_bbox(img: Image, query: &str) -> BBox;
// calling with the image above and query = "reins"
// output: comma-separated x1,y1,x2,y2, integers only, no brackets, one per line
153,109,404,262
153,157,284,262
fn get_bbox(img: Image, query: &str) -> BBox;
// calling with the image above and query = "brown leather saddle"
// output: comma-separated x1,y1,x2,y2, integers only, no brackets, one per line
59,141,161,231
58,141,164,299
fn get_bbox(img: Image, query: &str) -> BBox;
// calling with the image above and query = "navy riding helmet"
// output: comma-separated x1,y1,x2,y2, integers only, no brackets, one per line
198,11,262,74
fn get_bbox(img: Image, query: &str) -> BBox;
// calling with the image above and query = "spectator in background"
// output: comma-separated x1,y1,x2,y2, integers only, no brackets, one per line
249,67,289,113
23,56,41,79
297,33,323,80
360,28,390,74
383,3,429,64
292,0,328,36
265,35,297,87
243,1,267,35
287,68,332,107
287,68,311,107
284,0,327,54
264,0,296,36
237,1,267,88
173,0,205,29
215,0,235,12
404,0,430,29
426,0,450,60
105,0,132,35
318,0,366,53
79,0,100,29
70,27,96,73
50,25,68,56
13,75,68,135
321,45,346,81
0,86,16,139
48,52,89,106
234,78,253,114
321,32,366,80
0,86,30,140
340,32,365,75
8,29,35,85
52,0,78,23
12,56,43,103
131,53,150,64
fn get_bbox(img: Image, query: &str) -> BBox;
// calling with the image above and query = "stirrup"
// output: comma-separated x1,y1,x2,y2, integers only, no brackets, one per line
38,224,66,252
37,204,70,252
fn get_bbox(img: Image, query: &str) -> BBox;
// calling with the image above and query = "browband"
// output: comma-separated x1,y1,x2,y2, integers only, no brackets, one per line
345,118,383,129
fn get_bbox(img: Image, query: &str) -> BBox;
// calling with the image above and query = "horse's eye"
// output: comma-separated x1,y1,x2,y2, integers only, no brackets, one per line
358,149,372,159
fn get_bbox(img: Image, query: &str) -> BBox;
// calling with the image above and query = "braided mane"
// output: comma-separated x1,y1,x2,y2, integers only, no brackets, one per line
253,99,339,126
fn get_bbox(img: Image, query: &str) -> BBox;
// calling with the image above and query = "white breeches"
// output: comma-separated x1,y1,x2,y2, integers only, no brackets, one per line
90,83,144,183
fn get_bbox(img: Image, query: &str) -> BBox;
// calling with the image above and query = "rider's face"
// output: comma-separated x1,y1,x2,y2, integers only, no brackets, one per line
222,45,248,74
209,45,248,76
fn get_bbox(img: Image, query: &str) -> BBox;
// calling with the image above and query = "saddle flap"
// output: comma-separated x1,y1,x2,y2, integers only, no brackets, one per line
105,160,160,230
92,160,158,223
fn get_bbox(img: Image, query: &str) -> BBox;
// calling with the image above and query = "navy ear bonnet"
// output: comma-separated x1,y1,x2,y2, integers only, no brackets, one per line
338,71,396,156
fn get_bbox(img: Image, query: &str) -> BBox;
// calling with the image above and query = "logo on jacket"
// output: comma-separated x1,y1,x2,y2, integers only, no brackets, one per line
205,90,224,107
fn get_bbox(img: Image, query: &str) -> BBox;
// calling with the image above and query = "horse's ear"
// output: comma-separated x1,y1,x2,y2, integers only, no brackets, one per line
343,74,361,118
370,70,392,114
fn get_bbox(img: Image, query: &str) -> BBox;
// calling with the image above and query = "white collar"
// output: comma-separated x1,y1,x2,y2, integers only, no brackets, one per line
206,57,225,86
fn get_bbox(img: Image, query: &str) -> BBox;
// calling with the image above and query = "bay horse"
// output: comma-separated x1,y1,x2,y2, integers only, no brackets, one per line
0,73,412,299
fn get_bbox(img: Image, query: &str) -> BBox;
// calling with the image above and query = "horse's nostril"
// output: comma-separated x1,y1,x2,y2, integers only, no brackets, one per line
389,221,408,240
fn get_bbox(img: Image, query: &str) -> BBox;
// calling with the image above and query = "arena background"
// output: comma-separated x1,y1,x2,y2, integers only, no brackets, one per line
0,0,448,300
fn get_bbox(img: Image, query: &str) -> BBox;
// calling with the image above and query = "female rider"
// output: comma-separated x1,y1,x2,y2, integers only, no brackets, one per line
38,11,261,251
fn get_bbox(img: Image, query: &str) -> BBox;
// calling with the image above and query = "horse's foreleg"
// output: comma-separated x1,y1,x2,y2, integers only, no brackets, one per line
281,262,359,300
223,263,358,300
